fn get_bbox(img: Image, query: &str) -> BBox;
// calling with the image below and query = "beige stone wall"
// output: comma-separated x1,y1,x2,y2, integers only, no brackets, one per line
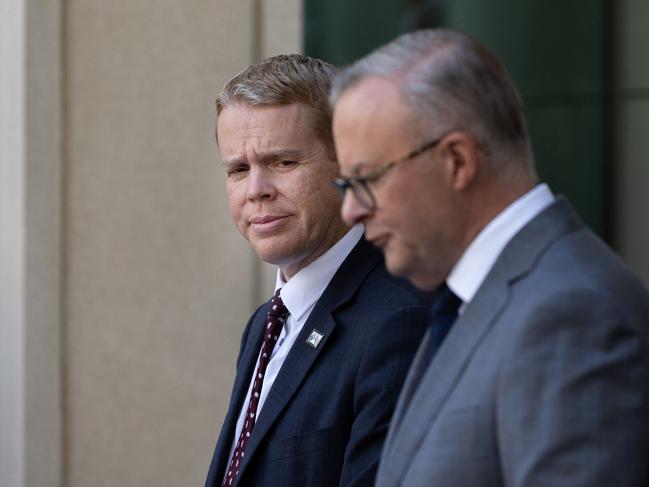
2,1,64,485
2,0,300,486
1,1,27,484
63,0,300,486
24,0,65,485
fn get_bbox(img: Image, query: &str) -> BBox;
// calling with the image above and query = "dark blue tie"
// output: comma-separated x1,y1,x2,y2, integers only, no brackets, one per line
427,283,461,363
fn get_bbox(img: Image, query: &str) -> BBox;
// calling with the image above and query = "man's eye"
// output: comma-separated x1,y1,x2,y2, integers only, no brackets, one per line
276,160,297,168
227,165,249,176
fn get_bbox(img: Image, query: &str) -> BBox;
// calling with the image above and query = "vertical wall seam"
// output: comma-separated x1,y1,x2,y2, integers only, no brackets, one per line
58,0,70,485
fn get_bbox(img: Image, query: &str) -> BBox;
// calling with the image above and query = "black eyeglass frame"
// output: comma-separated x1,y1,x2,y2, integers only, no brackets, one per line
333,136,443,211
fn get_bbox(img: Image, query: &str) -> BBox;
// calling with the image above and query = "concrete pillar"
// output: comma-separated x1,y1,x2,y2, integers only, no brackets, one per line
1,0,301,485
1,0,64,485
63,1,301,485
1,1,27,485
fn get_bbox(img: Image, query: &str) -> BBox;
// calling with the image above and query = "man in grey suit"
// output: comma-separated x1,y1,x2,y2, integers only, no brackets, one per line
330,28,649,486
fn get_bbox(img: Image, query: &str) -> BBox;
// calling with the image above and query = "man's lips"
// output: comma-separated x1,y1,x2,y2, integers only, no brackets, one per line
249,215,291,233
367,233,389,248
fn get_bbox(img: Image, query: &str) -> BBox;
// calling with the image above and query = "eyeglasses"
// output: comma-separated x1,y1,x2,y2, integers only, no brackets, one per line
333,136,443,211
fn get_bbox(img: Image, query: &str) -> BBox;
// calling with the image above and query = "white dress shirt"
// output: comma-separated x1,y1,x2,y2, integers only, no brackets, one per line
447,183,555,313
228,224,364,461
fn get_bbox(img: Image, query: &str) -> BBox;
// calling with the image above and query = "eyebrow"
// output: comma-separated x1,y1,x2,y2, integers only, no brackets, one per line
346,161,377,176
221,149,304,167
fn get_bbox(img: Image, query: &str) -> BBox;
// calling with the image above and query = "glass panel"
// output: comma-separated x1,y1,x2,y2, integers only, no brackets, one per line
304,0,609,237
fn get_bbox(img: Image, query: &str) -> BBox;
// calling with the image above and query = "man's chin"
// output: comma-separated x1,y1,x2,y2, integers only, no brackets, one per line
409,274,442,291
386,255,440,291
384,254,413,281
249,242,289,266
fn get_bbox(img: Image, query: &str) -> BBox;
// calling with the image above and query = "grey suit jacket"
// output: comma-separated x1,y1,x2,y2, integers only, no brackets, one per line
377,198,649,486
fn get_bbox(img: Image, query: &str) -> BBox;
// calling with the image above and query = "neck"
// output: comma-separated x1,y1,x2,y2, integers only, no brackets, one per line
459,174,536,256
279,222,351,281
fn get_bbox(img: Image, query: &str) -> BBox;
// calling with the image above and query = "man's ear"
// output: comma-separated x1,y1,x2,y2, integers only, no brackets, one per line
438,132,480,192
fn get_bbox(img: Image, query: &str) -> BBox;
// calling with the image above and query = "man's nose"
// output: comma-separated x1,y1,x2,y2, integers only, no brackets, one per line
341,191,371,226
247,167,276,202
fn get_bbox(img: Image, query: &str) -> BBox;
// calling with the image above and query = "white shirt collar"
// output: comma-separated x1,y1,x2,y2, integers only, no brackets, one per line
447,183,554,308
274,224,364,322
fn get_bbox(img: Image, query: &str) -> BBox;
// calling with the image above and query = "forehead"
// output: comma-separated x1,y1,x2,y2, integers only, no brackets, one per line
217,102,319,155
335,76,403,118
332,77,416,172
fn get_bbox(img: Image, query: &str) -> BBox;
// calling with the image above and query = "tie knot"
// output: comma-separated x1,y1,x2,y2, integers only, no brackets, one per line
431,283,462,318
426,282,461,363
268,289,289,321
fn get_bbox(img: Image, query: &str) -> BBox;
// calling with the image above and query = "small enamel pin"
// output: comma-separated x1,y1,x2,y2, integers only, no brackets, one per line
305,329,324,348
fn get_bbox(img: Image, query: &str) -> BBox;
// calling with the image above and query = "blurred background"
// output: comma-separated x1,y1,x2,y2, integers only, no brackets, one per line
1,0,647,485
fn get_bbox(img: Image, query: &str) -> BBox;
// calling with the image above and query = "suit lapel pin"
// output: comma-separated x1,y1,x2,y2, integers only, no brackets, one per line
305,329,324,349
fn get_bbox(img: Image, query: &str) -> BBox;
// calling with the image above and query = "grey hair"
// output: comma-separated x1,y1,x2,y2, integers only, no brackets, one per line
331,29,535,175
216,54,338,158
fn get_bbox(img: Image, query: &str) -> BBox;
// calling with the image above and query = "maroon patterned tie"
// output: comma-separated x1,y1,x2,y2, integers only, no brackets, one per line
222,289,289,487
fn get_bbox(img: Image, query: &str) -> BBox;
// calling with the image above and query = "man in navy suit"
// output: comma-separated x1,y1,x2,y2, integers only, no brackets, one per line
205,54,429,487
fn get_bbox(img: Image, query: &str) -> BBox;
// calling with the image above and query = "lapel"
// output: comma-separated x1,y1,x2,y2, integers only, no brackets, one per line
234,238,382,484
380,326,432,455
382,198,583,475
211,306,268,481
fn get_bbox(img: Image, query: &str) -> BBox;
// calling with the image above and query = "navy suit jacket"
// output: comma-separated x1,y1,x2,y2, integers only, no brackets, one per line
205,238,429,486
